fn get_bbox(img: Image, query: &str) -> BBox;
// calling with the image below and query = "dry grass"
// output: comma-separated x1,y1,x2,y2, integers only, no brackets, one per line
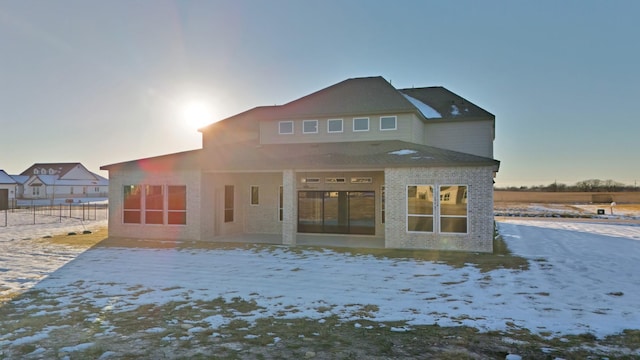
36,226,109,248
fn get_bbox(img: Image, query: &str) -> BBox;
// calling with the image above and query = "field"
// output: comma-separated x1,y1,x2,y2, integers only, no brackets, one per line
1,206,640,359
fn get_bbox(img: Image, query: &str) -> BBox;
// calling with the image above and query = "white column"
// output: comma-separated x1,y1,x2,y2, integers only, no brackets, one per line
282,169,296,245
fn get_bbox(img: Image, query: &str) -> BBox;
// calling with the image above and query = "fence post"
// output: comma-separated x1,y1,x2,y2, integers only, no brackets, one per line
59,203,62,222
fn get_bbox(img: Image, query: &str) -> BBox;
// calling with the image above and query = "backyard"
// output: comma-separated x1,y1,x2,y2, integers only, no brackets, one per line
0,205,639,359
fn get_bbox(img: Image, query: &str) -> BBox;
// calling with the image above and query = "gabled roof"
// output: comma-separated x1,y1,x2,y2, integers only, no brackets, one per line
21,163,84,177
200,77,493,132
0,170,16,184
101,140,499,172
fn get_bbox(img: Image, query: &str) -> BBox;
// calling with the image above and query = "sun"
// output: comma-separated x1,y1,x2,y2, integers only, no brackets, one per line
180,100,215,130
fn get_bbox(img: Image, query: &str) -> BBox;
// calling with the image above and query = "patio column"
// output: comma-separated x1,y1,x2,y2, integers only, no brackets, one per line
282,169,297,245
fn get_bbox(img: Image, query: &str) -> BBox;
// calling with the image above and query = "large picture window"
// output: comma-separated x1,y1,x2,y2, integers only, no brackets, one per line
145,185,164,224
407,185,434,232
123,185,142,224
168,185,187,225
123,184,186,225
298,191,375,235
439,185,467,233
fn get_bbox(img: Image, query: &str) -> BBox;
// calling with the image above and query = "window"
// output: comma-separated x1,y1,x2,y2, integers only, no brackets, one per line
145,185,164,224
279,186,284,221
380,116,397,130
123,185,142,224
168,186,187,225
327,119,343,133
279,121,294,134
250,185,259,205
353,117,369,132
224,185,234,222
439,185,467,233
123,185,187,225
303,120,318,134
298,191,375,235
325,178,346,183
407,185,434,232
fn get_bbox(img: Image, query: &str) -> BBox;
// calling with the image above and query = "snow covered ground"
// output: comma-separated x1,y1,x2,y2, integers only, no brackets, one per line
1,212,639,345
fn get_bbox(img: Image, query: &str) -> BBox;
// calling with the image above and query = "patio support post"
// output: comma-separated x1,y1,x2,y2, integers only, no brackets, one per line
282,169,297,245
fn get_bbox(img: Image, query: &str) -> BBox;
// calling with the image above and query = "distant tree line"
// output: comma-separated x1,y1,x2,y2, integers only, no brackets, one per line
496,179,639,192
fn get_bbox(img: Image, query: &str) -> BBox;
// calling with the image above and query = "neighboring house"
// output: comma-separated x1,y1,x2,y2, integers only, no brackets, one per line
101,76,500,252
17,163,108,202
0,170,18,209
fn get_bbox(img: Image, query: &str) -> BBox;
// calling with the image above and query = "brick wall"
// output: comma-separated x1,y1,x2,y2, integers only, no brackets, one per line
384,166,494,252
107,169,202,241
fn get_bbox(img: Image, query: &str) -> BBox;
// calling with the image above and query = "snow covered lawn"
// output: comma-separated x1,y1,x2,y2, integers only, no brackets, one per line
1,216,640,358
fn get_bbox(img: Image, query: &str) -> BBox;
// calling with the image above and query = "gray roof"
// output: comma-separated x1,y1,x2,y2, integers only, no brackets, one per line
399,87,494,120
102,140,499,172
0,170,16,184
200,77,493,132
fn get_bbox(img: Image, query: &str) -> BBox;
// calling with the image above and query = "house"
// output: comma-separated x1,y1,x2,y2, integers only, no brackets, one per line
0,170,17,210
17,163,108,203
101,77,500,252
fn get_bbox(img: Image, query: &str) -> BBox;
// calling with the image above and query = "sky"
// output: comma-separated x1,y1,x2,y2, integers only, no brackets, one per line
0,0,638,187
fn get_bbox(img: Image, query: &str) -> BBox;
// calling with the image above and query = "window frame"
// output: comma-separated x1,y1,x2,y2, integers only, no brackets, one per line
302,120,318,134
224,185,234,223
144,185,164,225
278,121,294,135
327,118,343,133
438,184,468,234
406,185,434,233
167,185,187,225
123,185,142,224
353,117,370,132
380,116,397,131
250,185,260,206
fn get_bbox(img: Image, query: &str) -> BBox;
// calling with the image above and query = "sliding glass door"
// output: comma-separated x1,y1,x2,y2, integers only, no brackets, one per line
298,191,375,235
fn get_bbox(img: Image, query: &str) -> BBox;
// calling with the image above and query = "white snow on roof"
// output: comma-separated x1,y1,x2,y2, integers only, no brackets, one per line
450,104,460,116
402,94,442,119
388,149,418,155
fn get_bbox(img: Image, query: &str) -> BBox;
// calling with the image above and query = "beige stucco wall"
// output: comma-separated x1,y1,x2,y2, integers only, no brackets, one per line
384,166,494,252
201,172,284,238
107,169,202,241
424,120,494,158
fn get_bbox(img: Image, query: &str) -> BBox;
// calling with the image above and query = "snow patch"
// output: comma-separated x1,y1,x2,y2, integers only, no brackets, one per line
402,94,442,118
389,149,418,155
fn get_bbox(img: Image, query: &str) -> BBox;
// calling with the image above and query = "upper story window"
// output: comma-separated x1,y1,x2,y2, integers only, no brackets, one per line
353,117,369,132
279,121,294,135
303,120,318,134
327,119,343,133
380,116,397,131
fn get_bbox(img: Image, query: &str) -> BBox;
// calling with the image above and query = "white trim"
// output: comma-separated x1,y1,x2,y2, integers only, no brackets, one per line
327,118,343,133
438,184,468,234
353,117,369,132
406,184,434,233
302,119,318,134
380,115,397,131
278,121,294,135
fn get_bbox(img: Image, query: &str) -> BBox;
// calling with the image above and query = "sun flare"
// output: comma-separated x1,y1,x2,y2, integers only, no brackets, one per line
180,100,215,130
